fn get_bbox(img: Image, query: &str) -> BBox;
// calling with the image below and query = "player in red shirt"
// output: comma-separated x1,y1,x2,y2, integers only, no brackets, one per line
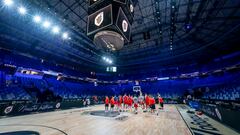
105,96,109,112
110,96,115,112
128,95,133,112
133,95,139,114
149,95,156,114
123,94,128,112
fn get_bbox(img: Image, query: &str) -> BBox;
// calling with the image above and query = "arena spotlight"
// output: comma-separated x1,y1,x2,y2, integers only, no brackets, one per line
18,6,27,15
102,56,113,64
62,32,69,39
43,20,51,28
33,15,41,23
185,23,192,31
3,0,13,6
52,26,60,34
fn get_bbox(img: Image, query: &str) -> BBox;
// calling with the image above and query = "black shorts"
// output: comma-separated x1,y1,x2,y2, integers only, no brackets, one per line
160,103,164,107
151,104,155,109
111,104,114,108
105,104,109,107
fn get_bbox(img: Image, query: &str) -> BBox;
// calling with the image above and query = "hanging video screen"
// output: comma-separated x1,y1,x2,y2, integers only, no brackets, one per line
87,5,113,35
116,8,131,41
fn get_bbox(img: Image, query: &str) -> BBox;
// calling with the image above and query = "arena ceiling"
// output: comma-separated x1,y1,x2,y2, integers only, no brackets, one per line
0,0,240,72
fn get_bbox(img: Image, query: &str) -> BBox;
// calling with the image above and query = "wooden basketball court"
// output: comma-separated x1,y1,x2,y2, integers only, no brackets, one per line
0,105,191,135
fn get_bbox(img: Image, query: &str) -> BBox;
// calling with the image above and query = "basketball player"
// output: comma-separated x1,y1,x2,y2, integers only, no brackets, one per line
119,95,123,112
123,94,128,112
133,95,138,114
86,98,90,107
83,99,86,107
128,95,133,112
149,95,156,114
145,94,150,112
110,96,115,112
105,96,109,112
114,95,119,111
158,93,164,109
138,92,145,110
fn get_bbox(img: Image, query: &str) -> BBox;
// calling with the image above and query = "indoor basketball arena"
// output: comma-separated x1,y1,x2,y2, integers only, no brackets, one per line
0,0,240,135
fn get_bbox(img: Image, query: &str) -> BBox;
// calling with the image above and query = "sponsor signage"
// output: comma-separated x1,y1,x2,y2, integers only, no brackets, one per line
55,102,61,109
0,102,61,116
4,106,13,114
17,103,58,113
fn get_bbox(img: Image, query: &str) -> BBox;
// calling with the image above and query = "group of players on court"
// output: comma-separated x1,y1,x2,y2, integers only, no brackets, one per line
104,92,164,115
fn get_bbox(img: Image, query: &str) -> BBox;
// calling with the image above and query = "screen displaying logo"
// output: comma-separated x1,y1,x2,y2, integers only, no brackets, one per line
116,7,131,41
122,20,128,32
87,5,112,35
130,4,134,13
95,12,104,27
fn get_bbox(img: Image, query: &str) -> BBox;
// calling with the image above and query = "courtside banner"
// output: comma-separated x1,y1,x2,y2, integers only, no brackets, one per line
0,100,96,117
0,102,60,116
200,103,240,132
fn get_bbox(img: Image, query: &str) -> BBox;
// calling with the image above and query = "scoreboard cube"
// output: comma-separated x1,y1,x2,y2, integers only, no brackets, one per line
87,0,134,42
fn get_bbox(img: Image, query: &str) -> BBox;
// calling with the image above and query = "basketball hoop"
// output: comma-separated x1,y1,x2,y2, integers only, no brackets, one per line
133,86,141,92
133,89,140,92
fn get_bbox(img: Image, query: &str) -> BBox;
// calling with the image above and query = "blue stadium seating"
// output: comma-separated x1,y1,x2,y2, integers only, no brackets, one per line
203,85,240,101
0,86,31,100
1,50,240,101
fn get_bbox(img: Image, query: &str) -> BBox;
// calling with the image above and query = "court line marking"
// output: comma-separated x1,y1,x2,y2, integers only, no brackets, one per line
176,105,194,135
0,124,68,135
